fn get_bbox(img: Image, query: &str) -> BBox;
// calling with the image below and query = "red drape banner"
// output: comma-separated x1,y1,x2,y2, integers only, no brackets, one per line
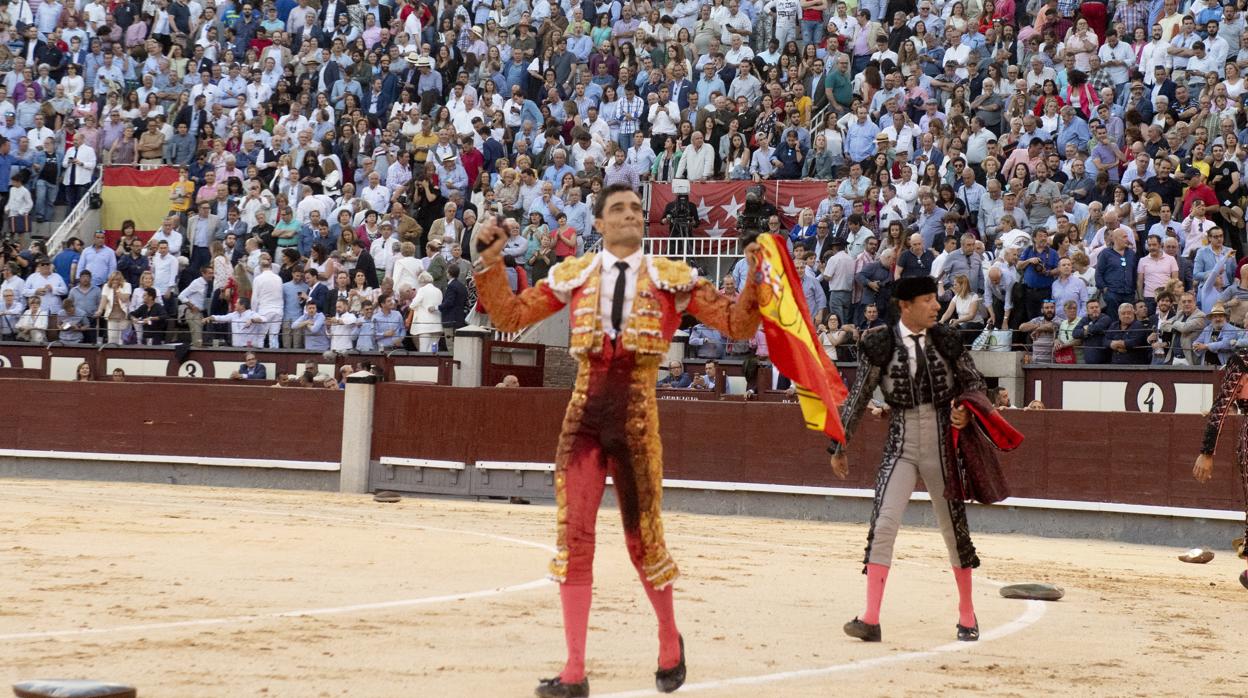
646,180,830,237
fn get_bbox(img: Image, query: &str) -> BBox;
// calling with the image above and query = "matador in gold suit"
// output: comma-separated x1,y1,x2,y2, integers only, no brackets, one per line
474,185,761,698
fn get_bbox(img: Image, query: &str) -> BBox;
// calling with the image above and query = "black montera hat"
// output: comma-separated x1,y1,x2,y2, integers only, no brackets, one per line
894,275,938,301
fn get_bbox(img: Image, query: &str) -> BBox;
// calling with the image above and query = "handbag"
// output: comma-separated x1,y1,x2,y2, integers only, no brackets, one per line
1053,345,1076,363
121,326,138,345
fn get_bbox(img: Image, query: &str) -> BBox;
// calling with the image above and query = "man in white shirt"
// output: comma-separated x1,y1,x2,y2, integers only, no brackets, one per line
451,93,484,137
61,132,96,209
964,118,995,167
719,0,752,45
674,130,715,180
370,221,399,277
177,265,214,347
941,28,972,80
149,240,181,310
1138,24,1168,84
22,257,67,318
325,298,359,352
150,216,185,258
821,239,855,322
360,171,391,213
1204,21,1230,75
251,254,284,348
570,132,607,172
724,33,754,64
1097,28,1135,88
877,184,911,228
209,298,266,348
647,87,681,143
1025,55,1057,90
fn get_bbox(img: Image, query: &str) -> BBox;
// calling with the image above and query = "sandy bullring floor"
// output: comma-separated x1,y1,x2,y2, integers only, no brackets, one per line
0,479,1244,697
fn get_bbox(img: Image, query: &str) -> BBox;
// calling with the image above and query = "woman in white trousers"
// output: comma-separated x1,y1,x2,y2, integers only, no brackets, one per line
407,272,443,353
97,271,132,344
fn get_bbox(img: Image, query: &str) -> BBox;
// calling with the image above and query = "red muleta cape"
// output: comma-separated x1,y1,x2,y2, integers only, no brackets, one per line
946,391,1023,505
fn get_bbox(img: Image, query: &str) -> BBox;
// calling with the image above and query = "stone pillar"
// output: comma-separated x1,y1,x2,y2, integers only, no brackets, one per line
453,325,491,387
339,371,378,493
666,330,689,368
969,350,1024,407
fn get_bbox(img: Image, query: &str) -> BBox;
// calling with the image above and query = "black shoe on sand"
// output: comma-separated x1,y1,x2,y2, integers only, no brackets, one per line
843,617,881,642
655,635,686,693
957,616,980,642
535,677,589,698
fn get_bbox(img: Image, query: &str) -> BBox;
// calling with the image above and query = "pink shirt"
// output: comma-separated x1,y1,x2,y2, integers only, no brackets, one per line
1136,253,1178,299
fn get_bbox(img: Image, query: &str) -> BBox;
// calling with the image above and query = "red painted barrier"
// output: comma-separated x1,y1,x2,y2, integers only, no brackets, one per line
370,384,1244,513
0,378,1238,514
0,379,343,462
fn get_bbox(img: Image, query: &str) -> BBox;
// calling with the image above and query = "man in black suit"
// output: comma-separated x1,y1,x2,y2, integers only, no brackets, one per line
669,67,693,111
175,94,210,134
362,0,392,28
317,53,342,93
318,0,349,35
19,26,48,66
305,268,334,316
807,58,829,116
438,264,469,349
1150,65,1177,104
352,237,379,288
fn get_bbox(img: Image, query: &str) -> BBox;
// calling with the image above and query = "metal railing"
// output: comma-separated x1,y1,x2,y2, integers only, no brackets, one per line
45,179,102,252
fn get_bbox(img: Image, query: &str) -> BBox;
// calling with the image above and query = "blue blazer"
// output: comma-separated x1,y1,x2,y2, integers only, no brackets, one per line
1194,322,1244,365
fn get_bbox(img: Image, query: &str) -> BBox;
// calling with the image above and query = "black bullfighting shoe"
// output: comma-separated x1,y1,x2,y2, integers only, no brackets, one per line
535,677,589,698
843,617,882,642
655,635,687,693
957,616,980,642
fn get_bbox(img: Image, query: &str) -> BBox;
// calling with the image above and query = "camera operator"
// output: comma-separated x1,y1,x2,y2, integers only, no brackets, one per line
738,184,776,243
662,192,699,238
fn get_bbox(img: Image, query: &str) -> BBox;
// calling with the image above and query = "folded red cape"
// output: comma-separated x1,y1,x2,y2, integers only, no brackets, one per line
945,391,1021,505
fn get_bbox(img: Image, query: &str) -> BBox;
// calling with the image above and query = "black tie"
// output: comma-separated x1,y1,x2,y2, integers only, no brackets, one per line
910,334,932,401
611,261,629,333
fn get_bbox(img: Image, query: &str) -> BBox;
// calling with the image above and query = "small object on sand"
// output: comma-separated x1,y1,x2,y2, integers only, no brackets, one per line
999,583,1064,601
373,491,401,503
1179,548,1215,564
13,680,137,698
1240,570,1248,590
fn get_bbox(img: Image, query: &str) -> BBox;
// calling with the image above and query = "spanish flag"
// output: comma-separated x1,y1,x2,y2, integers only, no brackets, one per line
755,233,849,443
100,166,181,247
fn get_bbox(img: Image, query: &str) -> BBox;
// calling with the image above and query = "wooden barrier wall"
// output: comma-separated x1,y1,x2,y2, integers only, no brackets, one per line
0,379,343,462
372,384,1244,513
1,379,1240,514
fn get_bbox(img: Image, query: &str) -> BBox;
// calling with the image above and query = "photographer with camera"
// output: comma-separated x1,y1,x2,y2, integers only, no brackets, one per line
662,192,699,239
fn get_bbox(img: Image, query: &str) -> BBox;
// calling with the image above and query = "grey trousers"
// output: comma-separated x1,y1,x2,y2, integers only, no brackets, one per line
865,403,968,568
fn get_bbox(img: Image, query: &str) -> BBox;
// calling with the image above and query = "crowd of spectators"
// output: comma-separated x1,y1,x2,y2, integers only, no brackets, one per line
0,0,1242,370
726,0,1248,368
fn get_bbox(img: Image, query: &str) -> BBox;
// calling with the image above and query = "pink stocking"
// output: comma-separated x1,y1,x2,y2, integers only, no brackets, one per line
952,567,976,627
559,584,593,683
862,563,890,625
639,576,682,670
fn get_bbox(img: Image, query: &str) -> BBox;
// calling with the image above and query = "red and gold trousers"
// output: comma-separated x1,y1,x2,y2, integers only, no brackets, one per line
551,336,677,588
